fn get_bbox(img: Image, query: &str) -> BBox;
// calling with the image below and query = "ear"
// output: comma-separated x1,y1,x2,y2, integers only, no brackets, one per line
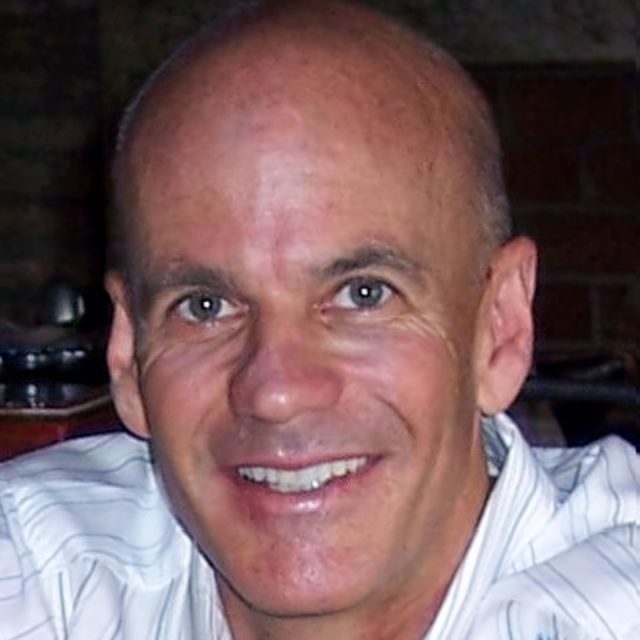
105,272,150,439
475,236,537,415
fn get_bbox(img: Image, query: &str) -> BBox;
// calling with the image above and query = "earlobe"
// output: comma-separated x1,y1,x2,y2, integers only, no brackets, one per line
476,236,537,415
105,272,150,439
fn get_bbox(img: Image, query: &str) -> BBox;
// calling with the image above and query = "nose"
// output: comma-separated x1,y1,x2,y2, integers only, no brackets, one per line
229,317,342,424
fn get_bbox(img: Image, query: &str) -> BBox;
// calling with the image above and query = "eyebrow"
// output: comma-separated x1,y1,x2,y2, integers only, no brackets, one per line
317,244,429,282
133,243,428,315
136,260,240,313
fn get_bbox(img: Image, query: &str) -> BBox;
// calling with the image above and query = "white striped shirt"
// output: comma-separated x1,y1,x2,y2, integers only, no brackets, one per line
0,414,638,639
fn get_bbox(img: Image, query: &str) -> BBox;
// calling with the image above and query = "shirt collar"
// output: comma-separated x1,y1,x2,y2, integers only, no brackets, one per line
426,413,560,638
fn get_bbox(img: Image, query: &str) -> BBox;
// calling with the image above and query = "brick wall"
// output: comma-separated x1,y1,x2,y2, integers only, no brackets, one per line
473,65,639,355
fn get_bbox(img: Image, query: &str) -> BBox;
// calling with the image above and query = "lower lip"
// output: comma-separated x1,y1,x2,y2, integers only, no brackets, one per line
227,458,379,515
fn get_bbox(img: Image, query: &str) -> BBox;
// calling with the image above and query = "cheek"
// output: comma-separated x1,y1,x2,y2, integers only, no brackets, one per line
138,339,237,445
336,320,464,427
136,342,241,535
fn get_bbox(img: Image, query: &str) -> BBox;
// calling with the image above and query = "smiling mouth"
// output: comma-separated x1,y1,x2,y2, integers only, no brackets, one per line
236,456,368,494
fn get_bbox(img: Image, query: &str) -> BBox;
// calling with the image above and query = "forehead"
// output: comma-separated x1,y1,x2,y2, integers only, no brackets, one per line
123,35,474,280
131,34,451,170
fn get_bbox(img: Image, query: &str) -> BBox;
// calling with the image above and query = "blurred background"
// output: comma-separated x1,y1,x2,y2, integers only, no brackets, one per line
0,0,637,455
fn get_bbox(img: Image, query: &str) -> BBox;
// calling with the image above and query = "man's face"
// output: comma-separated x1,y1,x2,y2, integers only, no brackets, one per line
113,56,494,624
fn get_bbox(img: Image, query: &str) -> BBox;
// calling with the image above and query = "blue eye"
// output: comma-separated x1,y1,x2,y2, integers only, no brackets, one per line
334,277,392,310
176,294,236,323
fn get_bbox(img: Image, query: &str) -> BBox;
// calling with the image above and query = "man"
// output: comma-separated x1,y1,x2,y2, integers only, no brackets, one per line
0,2,638,638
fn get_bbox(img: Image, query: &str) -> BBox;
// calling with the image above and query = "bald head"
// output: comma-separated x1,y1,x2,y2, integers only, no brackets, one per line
112,0,510,288
105,6,537,631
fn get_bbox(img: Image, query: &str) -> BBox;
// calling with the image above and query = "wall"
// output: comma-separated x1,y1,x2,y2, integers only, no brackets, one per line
377,0,635,62
0,0,637,357
0,0,105,326
475,64,639,354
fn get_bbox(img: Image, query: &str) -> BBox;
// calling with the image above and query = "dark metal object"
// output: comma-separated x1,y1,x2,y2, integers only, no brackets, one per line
0,382,109,412
40,281,86,327
0,341,106,383
522,353,640,449
0,327,109,412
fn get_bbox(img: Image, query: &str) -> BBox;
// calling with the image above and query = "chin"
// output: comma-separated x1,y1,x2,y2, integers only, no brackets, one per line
214,542,384,619
222,573,372,619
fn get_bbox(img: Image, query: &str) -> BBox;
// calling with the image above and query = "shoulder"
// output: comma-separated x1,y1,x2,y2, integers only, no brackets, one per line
532,434,639,541
0,433,195,638
479,426,639,638
488,414,638,538
534,432,639,497
0,433,190,592
472,524,639,639
0,431,152,489
0,432,156,534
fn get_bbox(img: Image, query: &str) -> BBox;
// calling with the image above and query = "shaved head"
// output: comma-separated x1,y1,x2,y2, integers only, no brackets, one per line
112,0,510,293
106,4,536,636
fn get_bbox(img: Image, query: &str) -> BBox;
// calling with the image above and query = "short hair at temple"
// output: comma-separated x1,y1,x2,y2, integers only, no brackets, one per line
110,0,512,288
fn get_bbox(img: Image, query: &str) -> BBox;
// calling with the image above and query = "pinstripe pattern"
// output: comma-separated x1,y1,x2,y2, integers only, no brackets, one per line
430,415,639,639
0,435,230,640
0,414,637,639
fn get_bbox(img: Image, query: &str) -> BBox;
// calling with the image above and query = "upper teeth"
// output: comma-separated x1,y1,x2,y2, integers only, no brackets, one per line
237,457,367,493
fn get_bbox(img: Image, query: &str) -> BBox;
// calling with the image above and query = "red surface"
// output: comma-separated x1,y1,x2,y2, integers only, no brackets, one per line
0,406,121,461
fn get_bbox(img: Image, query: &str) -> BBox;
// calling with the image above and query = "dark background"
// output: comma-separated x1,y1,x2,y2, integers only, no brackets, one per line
0,0,637,353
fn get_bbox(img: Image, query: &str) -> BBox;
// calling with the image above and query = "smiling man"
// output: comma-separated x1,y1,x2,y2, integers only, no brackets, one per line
0,2,638,639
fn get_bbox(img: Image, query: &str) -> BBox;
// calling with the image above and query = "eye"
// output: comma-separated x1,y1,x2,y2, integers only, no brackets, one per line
333,277,393,310
175,293,238,323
